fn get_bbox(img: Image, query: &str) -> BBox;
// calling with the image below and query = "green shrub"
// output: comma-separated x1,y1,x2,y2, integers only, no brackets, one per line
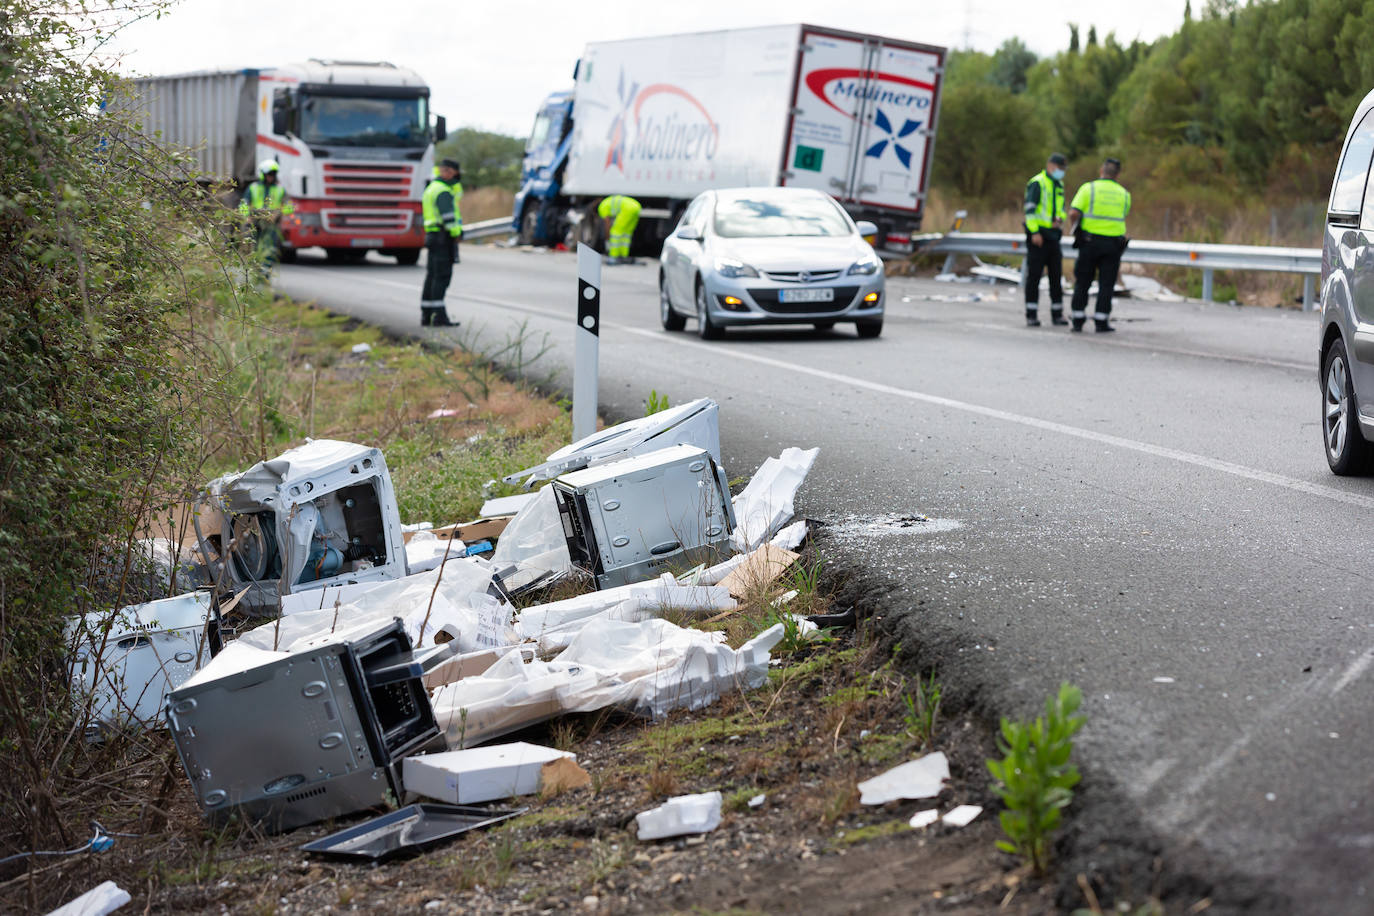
986,682,1086,875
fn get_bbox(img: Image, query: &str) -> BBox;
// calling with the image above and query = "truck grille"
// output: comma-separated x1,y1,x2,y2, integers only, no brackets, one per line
748,286,860,313
322,210,414,233
322,162,414,201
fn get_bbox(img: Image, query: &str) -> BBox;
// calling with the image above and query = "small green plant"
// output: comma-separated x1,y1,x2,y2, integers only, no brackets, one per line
645,389,670,415
986,682,1086,876
901,672,942,747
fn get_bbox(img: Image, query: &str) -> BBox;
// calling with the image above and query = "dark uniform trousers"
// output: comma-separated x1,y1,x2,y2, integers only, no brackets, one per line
422,231,457,302
1071,233,1127,321
1025,227,1063,308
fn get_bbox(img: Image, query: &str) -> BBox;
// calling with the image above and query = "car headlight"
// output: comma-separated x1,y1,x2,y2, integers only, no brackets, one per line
848,257,881,276
713,257,758,279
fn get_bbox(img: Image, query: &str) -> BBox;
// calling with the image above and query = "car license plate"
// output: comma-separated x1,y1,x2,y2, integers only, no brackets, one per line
778,287,834,303
351,238,384,247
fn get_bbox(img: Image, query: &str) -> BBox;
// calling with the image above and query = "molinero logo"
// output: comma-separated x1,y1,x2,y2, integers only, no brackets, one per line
604,69,719,174
805,68,934,169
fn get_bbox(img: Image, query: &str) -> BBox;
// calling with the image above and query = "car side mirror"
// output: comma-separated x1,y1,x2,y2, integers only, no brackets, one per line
434,114,447,142
675,225,702,242
855,220,879,241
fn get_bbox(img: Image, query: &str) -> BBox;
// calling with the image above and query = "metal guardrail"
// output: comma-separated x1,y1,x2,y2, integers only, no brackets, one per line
912,231,1322,310
462,216,514,242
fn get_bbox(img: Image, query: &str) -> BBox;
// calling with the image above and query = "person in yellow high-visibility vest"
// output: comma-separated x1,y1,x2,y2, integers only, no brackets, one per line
238,160,293,274
419,159,463,327
1066,157,1131,333
597,194,641,263
1022,152,1068,327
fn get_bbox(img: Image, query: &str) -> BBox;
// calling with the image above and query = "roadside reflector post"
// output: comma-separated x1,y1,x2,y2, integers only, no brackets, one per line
1303,274,1315,312
573,243,601,443
1201,267,1214,303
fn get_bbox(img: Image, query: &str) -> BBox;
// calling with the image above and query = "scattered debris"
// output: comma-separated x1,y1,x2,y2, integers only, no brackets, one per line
857,751,950,805
402,742,575,805
45,881,130,916
942,804,983,828
350,342,372,354
731,447,819,551
908,809,940,830
635,791,723,841
426,407,462,419
717,543,800,600
480,492,540,518
540,756,592,799
299,803,525,861
748,794,766,809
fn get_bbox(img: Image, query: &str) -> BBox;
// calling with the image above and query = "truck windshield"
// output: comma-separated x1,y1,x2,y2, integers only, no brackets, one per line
713,193,852,238
299,94,428,147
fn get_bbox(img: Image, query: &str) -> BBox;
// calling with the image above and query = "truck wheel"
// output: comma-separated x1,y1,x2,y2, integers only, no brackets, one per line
696,281,723,340
279,247,298,264
856,319,883,339
660,273,685,331
394,250,420,266
519,206,539,246
1324,338,1372,475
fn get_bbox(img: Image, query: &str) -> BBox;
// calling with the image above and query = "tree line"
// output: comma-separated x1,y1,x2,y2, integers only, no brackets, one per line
931,0,1374,212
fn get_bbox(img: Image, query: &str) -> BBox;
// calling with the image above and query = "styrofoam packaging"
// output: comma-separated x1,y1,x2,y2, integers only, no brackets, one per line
403,742,573,804
635,791,723,841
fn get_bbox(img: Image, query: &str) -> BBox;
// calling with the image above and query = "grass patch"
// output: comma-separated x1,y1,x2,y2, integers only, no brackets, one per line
826,819,910,850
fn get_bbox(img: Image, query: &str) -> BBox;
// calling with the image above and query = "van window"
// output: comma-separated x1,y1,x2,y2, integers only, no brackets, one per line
1331,109,1374,214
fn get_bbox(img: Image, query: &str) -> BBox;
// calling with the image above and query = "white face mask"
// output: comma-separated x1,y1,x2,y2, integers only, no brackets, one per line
1049,167,1066,181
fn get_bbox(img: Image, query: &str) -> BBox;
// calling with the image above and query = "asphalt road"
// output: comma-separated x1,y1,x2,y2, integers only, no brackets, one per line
277,245,1371,913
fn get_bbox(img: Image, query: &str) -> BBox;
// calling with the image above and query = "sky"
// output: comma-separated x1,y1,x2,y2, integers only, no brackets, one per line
106,0,1188,138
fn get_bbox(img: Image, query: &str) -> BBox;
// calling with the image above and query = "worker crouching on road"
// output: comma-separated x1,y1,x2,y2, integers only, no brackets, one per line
1023,152,1068,327
238,160,293,276
1066,157,1131,333
419,159,463,327
598,194,641,264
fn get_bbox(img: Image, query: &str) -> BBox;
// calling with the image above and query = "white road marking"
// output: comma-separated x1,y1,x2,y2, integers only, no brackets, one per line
323,276,1374,512
1332,645,1374,694
963,320,1311,372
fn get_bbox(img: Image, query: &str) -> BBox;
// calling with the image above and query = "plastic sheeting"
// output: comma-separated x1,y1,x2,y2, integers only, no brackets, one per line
731,448,819,551
430,617,787,747
635,791,723,840
45,881,130,916
517,573,734,652
489,486,570,575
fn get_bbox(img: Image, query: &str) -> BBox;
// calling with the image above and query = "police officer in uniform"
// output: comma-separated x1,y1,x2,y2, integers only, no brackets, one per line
419,159,463,327
238,160,293,274
1066,157,1131,333
1023,153,1068,326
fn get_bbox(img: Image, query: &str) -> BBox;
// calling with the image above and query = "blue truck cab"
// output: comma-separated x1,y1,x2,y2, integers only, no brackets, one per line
513,90,574,246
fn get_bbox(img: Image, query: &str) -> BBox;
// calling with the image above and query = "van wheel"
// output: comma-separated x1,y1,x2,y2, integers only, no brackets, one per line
660,273,685,331
1324,338,1372,475
394,249,420,266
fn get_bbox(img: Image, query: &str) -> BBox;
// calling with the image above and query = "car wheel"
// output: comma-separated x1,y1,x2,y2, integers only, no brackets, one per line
696,280,723,340
856,319,883,339
813,321,836,332
1324,338,1371,474
660,273,686,331
394,249,420,266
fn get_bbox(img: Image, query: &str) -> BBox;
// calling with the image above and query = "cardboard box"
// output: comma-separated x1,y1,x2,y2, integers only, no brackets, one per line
403,742,574,804
402,517,513,545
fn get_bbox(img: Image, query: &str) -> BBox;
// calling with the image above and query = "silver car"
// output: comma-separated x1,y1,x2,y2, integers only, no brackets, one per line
658,187,885,340
1321,87,1374,474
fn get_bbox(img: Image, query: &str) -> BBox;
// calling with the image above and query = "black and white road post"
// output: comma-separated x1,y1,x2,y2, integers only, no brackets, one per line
573,243,601,442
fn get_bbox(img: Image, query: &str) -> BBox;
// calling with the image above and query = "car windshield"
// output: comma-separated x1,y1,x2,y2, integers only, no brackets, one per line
713,194,851,238
300,94,428,148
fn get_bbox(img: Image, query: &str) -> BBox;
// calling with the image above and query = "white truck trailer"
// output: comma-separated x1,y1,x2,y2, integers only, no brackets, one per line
514,24,946,255
126,59,445,264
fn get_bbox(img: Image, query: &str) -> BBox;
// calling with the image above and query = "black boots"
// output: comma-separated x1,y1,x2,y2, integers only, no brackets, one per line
1025,308,1041,327
1051,309,1068,326
1094,320,1114,333
1027,306,1067,327
420,304,458,327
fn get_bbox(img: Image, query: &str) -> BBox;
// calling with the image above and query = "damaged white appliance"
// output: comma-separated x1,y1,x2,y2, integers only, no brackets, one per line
503,398,720,487
192,440,409,615
402,742,573,804
69,590,218,727
552,444,735,589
